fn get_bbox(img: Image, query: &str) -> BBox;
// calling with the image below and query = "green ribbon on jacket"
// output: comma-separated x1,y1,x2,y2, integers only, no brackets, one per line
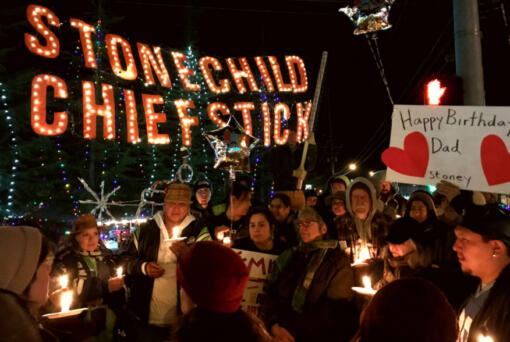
291,239,338,313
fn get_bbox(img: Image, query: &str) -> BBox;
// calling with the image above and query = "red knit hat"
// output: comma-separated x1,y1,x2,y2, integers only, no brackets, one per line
176,241,249,313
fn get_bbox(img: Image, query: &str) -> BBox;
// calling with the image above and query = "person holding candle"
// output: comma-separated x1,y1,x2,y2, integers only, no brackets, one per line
336,177,393,262
195,181,252,243
264,207,357,342
51,214,124,307
453,205,510,342
50,214,125,340
233,207,286,255
124,183,200,342
0,225,57,341
372,217,456,300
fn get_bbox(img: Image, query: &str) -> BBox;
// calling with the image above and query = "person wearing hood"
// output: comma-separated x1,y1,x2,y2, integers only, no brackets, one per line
0,226,57,342
373,217,458,305
370,170,407,217
316,174,350,221
323,191,347,240
336,177,393,262
264,207,357,342
124,183,200,342
404,190,457,267
190,179,213,220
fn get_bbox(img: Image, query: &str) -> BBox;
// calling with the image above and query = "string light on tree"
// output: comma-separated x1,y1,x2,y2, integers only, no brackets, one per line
1,83,18,216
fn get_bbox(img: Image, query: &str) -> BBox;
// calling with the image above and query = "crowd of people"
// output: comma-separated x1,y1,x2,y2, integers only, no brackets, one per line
1,131,509,341
1,171,509,342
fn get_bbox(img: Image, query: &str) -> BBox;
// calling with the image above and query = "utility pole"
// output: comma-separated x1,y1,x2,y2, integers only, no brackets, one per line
453,0,486,105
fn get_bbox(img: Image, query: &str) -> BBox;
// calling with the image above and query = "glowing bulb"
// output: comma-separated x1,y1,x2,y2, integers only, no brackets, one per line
349,163,357,171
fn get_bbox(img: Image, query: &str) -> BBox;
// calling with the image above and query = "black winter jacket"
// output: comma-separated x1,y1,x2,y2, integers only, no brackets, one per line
124,217,200,323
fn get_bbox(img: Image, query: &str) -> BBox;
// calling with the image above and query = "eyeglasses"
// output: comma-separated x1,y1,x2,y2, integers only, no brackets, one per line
298,220,317,228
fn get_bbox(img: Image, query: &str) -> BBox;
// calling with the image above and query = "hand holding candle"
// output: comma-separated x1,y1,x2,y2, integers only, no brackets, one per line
108,266,124,292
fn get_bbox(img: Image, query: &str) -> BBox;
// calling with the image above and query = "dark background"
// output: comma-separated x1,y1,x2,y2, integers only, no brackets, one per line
1,0,510,219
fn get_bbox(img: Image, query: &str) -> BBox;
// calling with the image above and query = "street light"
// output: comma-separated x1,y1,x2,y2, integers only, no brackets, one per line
349,163,357,171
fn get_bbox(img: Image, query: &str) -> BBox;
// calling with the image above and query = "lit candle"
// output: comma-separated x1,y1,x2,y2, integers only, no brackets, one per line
362,276,372,290
352,245,372,266
223,236,231,245
116,267,123,278
351,275,376,296
172,227,179,240
60,290,72,312
216,231,225,241
478,334,494,342
59,274,68,289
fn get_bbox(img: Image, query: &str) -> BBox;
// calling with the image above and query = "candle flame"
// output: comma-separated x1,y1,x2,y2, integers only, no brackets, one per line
217,231,225,241
362,276,372,289
116,267,123,278
353,246,371,265
172,227,179,240
59,275,68,289
61,290,72,312
223,236,231,245
478,335,494,342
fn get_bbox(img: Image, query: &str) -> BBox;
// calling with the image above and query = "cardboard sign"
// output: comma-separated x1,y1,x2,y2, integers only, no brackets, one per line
383,105,510,194
232,248,278,318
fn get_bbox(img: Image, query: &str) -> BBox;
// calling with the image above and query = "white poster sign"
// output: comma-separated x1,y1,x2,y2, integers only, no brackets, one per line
383,105,510,194
232,248,277,318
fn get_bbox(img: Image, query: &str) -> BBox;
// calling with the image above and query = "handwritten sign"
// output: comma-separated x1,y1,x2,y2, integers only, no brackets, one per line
383,105,510,194
232,248,277,318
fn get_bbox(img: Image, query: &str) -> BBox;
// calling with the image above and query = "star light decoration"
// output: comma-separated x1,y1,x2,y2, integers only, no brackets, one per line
204,115,259,177
78,178,120,221
339,0,395,35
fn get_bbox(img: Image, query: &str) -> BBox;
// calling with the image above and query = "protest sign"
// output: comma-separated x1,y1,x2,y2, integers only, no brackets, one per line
383,105,510,194
232,248,277,318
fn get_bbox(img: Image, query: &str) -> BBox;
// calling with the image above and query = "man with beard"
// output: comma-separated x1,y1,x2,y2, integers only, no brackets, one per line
454,205,510,342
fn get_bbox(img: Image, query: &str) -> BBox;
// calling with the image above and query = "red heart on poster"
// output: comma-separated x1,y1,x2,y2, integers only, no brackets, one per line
381,131,429,177
480,134,510,186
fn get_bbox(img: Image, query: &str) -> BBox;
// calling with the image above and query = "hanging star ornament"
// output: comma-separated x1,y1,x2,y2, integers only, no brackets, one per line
204,115,259,173
78,178,120,221
339,0,395,35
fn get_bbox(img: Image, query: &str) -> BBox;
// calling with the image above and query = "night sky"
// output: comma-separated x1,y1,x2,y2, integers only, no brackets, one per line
3,0,510,180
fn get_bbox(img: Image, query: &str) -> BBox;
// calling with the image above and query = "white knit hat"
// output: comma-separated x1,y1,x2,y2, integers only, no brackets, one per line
0,226,42,295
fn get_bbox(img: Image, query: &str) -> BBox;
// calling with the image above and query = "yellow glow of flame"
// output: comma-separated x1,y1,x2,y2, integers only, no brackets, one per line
362,276,372,289
116,267,123,278
59,275,68,289
61,290,72,312
478,335,494,342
